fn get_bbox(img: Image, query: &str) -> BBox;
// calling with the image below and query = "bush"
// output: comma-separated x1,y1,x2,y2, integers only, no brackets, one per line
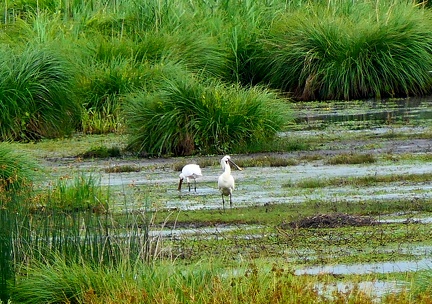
123,73,289,156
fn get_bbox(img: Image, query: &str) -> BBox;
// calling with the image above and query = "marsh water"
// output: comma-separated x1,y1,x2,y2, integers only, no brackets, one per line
45,97,432,299
292,97,432,129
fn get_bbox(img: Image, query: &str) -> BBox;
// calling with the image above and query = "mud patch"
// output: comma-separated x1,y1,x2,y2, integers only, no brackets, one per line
283,213,378,229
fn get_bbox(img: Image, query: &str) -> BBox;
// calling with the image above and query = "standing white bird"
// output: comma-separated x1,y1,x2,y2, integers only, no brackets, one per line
218,155,242,209
178,164,203,192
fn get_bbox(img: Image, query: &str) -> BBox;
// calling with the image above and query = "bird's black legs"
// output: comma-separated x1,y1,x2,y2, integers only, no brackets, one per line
222,194,225,210
194,179,197,192
229,194,232,208
188,182,191,192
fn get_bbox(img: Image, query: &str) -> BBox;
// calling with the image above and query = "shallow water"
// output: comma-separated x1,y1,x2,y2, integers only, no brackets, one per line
295,258,432,275
314,280,405,303
96,161,432,211
293,97,432,129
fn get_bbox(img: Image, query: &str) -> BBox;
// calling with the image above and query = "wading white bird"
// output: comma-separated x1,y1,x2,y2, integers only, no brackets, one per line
178,164,202,192
218,155,242,209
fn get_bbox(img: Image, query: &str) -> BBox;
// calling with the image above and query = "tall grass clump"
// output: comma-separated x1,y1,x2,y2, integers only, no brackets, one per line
208,0,284,85
260,0,432,100
0,143,39,201
39,174,107,212
77,55,134,134
8,176,154,304
0,143,39,302
123,73,289,156
0,46,81,140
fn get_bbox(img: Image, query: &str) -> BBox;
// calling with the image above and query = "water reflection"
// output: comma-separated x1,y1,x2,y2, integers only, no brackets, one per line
295,258,432,275
294,97,432,128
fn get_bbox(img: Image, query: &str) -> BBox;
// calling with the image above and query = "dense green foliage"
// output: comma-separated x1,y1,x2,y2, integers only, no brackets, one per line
258,1,432,100
0,47,81,140
0,144,39,302
0,0,431,145
0,143,39,197
124,73,289,156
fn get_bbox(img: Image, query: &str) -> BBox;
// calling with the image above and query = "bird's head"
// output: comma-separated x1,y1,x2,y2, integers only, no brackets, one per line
221,155,242,171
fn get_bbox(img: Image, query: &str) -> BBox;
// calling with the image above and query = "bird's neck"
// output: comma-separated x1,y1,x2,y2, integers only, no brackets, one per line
224,165,231,175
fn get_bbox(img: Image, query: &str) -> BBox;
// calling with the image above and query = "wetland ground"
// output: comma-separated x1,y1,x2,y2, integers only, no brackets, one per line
19,97,432,301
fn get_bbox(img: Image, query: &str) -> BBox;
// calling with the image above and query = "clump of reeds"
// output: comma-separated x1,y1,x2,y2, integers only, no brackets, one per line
123,73,289,156
0,143,40,302
78,145,122,159
259,0,432,100
0,143,39,201
0,46,81,140
38,174,107,212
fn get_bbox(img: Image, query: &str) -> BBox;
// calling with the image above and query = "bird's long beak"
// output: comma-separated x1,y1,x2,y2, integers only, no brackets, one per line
178,178,183,191
229,159,243,171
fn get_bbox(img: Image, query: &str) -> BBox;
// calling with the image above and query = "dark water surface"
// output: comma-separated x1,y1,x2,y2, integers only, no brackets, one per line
293,97,432,129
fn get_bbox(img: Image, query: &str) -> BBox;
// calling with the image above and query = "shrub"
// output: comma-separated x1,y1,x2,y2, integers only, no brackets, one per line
123,73,290,156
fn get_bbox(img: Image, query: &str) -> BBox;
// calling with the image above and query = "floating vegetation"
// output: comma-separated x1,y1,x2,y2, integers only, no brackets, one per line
105,164,141,173
283,213,378,229
325,153,376,165
236,156,298,168
78,146,121,159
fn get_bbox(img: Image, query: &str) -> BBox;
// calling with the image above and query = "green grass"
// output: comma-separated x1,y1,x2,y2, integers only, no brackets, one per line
285,172,432,189
0,144,40,302
0,143,40,199
124,73,290,156
0,45,81,140
13,133,128,159
259,0,432,100
9,257,383,304
78,145,122,159
9,216,432,303
146,197,432,228
37,173,107,212
3,0,430,147
104,164,141,173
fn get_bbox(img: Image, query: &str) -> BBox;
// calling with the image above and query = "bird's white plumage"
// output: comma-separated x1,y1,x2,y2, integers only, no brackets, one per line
178,164,202,192
218,155,242,209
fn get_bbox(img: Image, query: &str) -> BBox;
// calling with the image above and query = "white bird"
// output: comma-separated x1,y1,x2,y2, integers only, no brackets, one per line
178,164,202,192
218,155,242,209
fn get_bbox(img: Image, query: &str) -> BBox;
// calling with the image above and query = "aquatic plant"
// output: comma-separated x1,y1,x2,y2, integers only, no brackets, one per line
39,174,107,212
10,258,377,303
